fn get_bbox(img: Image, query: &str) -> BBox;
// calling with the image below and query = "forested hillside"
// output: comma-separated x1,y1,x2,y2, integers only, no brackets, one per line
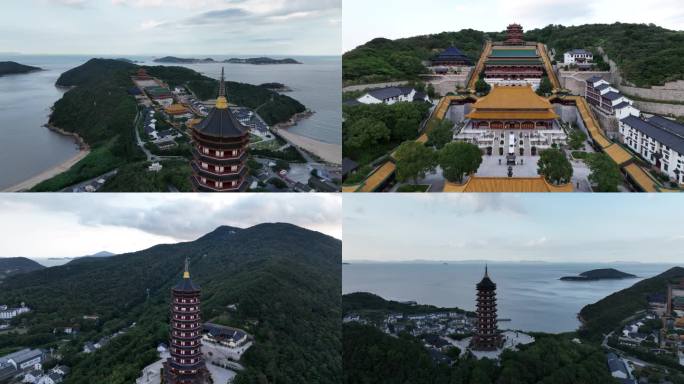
344,23,684,87
527,23,684,87
344,323,617,384
0,257,45,280
343,30,489,84
0,223,342,384
579,266,684,340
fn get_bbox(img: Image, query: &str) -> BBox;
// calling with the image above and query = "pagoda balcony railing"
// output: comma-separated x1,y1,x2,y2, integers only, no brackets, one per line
193,149,248,165
172,322,201,330
171,331,202,339
172,308,200,315
192,177,246,193
191,162,247,180
171,341,201,350
172,315,200,322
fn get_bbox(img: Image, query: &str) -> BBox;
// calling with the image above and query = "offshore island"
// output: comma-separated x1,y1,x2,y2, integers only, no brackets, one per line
0,61,42,77
153,56,303,65
3,58,341,193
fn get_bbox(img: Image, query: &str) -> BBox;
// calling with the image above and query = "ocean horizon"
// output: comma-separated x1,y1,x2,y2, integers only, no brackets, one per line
343,261,679,333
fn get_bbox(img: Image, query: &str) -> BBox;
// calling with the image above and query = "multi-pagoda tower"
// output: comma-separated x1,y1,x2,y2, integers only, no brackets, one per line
471,265,503,351
163,258,209,384
190,67,250,192
504,23,525,45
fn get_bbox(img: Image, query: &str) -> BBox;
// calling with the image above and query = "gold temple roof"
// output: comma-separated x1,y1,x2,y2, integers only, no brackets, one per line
624,163,658,192
444,176,573,193
359,162,396,192
466,86,558,120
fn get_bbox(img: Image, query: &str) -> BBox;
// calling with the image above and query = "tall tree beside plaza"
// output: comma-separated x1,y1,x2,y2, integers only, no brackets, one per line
344,117,391,151
537,76,552,96
537,149,573,185
568,129,587,150
428,119,454,149
438,142,483,183
475,77,491,95
394,141,437,184
586,153,622,192
393,118,419,143
427,83,436,99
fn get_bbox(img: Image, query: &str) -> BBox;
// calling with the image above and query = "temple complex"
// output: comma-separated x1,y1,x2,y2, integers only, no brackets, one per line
431,46,473,67
471,266,503,351
162,259,209,384
483,24,545,89
466,86,558,130
190,68,250,192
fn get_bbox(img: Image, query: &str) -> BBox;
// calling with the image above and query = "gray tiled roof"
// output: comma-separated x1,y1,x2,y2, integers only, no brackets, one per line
595,84,611,91
621,115,684,154
613,101,632,110
567,49,592,55
603,91,622,101
366,87,413,100
586,76,603,84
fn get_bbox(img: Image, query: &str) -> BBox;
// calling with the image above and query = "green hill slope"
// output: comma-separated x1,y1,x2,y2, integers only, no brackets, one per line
526,23,684,87
343,29,489,84
0,223,341,384
0,257,45,280
579,266,684,340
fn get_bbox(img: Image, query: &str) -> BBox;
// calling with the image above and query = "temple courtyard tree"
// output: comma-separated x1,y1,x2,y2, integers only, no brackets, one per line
439,142,483,183
537,76,553,96
586,153,622,192
344,117,391,151
395,141,437,184
428,119,454,149
537,148,573,185
475,77,491,95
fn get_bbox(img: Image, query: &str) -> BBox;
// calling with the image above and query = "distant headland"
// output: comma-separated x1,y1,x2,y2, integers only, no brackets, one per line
153,56,302,65
0,61,42,77
560,268,637,281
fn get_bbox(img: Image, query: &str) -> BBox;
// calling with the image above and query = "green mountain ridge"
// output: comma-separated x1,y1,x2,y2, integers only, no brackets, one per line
0,223,341,384
560,268,637,281
579,266,684,339
0,257,45,280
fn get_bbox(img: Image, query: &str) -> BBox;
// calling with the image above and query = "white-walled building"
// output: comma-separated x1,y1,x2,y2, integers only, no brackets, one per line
563,49,593,66
619,115,684,184
585,76,640,119
0,304,30,320
356,87,428,105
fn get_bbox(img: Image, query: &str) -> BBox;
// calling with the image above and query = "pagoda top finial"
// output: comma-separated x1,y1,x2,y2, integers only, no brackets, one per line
216,67,228,109
485,264,489,278
183,257,190,279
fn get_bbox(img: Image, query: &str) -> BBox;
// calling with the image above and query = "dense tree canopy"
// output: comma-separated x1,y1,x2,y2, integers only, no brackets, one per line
586,153,622,192
428,119,455,149
537,148,573,185
394,141,437,184
439,142,483,183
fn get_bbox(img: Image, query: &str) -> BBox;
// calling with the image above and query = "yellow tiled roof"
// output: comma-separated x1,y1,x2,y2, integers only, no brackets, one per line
466,110,559,120
358,162,396,192
416,134,428,143
444,176,573,193
624,163,658,193
470,86,555,111
165,104,189,114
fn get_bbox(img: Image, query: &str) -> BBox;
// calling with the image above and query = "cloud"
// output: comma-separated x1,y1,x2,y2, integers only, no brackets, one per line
139,19,164,30
524,237,548,247
48,0,88,7
0,194,342,241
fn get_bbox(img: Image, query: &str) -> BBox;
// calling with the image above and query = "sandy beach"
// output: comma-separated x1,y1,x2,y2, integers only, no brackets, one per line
277,128,342,165
3,148,90,192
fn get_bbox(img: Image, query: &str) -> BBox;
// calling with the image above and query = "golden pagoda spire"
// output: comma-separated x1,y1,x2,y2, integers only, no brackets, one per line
215,67,228,110
183,257,190,279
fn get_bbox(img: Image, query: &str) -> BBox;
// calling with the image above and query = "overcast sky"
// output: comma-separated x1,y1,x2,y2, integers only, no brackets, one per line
1,0,341,55
344,195,684,263
343,0,684,51
0,194,341,258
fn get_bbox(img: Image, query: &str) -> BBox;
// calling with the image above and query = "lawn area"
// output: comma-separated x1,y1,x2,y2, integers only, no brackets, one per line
571,151,590,160
251,137,281,150
396,184,430,192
